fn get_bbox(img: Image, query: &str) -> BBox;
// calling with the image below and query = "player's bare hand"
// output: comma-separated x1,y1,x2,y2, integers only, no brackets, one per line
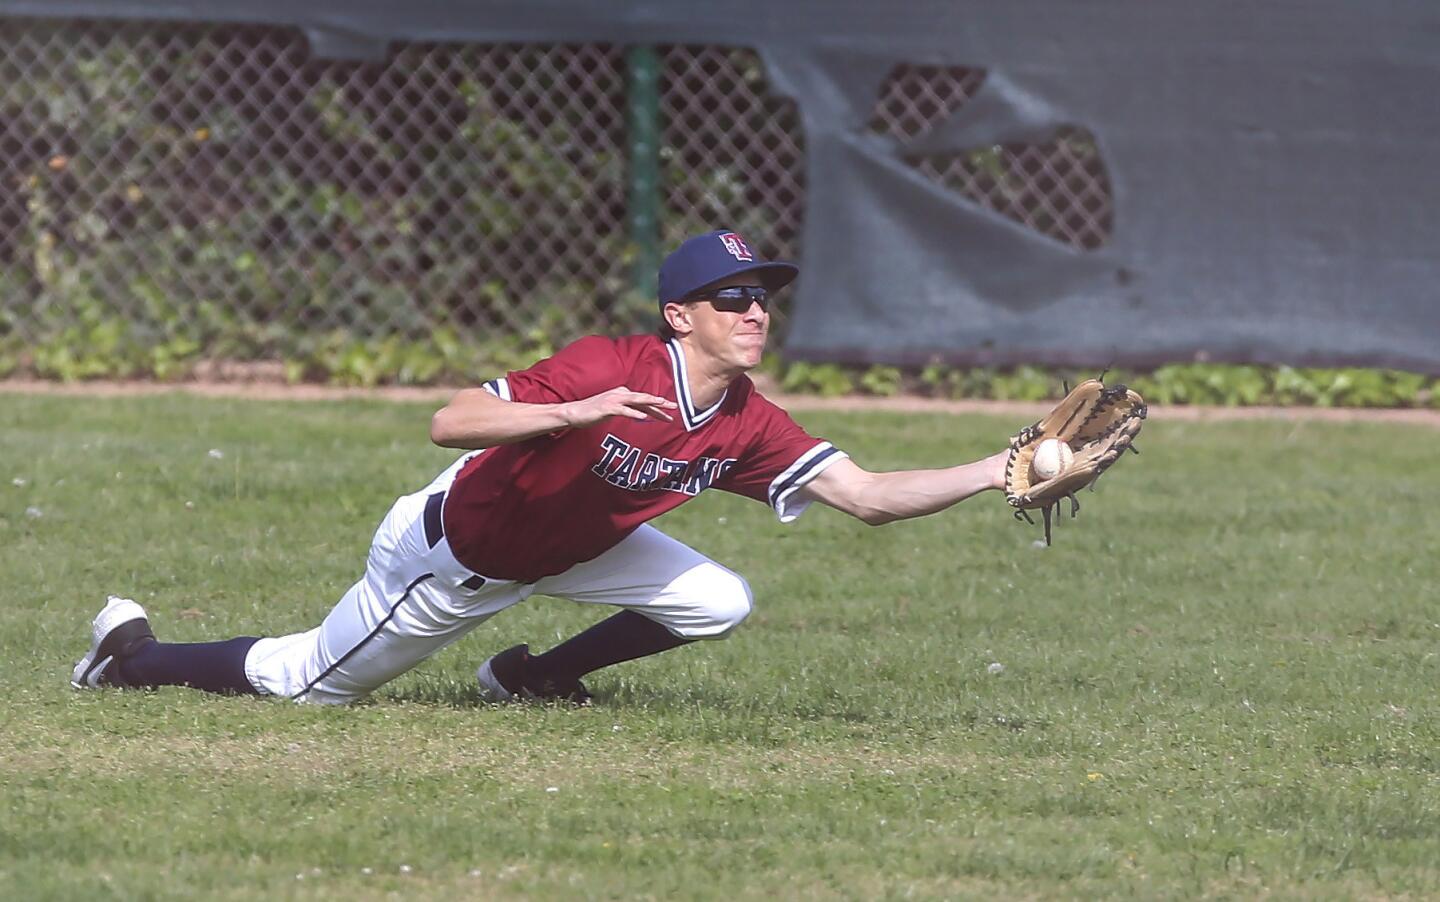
563,387,677,428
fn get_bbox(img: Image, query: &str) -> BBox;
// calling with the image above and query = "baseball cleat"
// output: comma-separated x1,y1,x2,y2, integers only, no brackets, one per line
71,595,156,689
476,643,592,706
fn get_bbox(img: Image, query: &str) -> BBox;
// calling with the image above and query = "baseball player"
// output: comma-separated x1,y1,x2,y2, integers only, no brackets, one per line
72,230,1011,705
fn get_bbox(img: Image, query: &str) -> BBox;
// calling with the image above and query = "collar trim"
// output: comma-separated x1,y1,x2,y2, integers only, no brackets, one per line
665,339,726,431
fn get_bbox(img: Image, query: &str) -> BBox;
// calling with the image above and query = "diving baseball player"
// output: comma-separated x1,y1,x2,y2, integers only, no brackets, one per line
72,230,1011,704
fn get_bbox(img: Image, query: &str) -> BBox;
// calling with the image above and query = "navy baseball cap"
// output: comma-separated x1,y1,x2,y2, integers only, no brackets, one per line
657,230,799,307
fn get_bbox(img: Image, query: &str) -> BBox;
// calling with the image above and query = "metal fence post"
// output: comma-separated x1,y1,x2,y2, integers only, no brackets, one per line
626,45,661,304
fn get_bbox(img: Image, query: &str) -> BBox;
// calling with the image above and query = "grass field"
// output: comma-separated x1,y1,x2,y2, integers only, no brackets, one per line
3,392,1438,900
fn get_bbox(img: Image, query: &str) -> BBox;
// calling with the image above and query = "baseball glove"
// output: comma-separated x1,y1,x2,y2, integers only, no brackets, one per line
1003,379,1147,545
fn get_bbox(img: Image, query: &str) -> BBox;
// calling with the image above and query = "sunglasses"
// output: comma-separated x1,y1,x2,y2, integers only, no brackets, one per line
688,285,770,313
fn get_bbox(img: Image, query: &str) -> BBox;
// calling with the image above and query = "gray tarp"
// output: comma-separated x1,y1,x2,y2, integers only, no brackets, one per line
5,1,1439,371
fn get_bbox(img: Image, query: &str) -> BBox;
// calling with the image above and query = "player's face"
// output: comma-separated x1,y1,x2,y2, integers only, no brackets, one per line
684,273,769,371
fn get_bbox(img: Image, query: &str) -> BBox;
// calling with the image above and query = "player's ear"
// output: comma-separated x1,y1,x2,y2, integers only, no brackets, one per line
662,301,694,337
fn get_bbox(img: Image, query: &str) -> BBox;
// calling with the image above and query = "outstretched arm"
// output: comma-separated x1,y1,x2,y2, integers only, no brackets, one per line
797,450,1010,526
430,386,677,449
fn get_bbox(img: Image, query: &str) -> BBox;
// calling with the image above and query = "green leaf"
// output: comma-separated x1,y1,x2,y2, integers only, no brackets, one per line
858,365,903,397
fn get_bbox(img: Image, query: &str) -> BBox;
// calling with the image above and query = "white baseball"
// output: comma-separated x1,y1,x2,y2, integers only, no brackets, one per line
1030,438,1073,481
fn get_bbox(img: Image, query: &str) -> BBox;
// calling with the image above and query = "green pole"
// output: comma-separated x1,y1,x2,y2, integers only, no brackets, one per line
626,45,661,305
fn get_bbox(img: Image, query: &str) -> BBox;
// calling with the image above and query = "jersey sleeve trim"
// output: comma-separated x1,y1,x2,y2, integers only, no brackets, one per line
482,377,512,401
768,442,849,523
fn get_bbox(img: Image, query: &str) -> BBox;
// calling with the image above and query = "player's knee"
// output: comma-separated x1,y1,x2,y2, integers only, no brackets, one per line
697,568,753,639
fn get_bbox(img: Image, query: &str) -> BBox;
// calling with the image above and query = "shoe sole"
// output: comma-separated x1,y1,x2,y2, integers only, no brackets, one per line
475,657,516,702
71,596,152,689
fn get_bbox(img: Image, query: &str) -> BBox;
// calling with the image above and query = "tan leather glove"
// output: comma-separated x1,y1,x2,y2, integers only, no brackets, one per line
1004,379,1147,545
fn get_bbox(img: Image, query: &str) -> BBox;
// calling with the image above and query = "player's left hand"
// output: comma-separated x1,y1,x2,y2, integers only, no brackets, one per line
1003,379,1146,545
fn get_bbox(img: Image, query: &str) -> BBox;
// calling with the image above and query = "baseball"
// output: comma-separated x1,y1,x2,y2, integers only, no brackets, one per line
1030,438,1073,481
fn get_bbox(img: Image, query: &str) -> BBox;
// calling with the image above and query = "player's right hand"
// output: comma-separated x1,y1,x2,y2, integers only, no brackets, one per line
563,387,677,428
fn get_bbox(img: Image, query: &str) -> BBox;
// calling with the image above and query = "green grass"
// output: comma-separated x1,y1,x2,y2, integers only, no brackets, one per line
2,393,1438,900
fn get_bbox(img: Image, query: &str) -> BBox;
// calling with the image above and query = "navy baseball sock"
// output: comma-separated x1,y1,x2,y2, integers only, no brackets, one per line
529,610,691,683
117,637,261,694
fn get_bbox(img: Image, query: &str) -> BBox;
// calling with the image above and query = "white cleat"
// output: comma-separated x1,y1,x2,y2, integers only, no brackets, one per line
71,595,155,689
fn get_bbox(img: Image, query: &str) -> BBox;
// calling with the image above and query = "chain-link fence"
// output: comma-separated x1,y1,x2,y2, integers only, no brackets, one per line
871,65,1112,251
0,18,1111,377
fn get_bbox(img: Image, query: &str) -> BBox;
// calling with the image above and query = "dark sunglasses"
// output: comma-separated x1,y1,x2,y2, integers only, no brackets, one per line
688,285,770,313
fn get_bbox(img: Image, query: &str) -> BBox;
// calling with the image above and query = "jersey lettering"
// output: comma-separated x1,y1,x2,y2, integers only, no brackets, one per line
682,457,723,496
605,446,642,487
658,457,688,491
593,434,736,497
632,453,662,490
591,434,629,478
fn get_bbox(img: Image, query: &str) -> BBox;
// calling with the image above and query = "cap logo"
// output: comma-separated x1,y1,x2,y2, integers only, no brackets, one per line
718,232,753,261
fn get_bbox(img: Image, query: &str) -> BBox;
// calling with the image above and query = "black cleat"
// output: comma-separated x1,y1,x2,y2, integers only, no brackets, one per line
476,643,592,706
71,596,156,689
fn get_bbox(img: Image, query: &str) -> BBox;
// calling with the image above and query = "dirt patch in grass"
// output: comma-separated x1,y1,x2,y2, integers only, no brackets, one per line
4,376,1439,428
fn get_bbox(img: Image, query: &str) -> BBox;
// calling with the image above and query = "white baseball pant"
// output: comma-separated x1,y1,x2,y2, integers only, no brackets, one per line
242,458,753,704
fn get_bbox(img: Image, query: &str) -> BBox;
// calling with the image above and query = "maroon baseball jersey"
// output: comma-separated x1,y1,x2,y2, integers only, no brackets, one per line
442,334,847,582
